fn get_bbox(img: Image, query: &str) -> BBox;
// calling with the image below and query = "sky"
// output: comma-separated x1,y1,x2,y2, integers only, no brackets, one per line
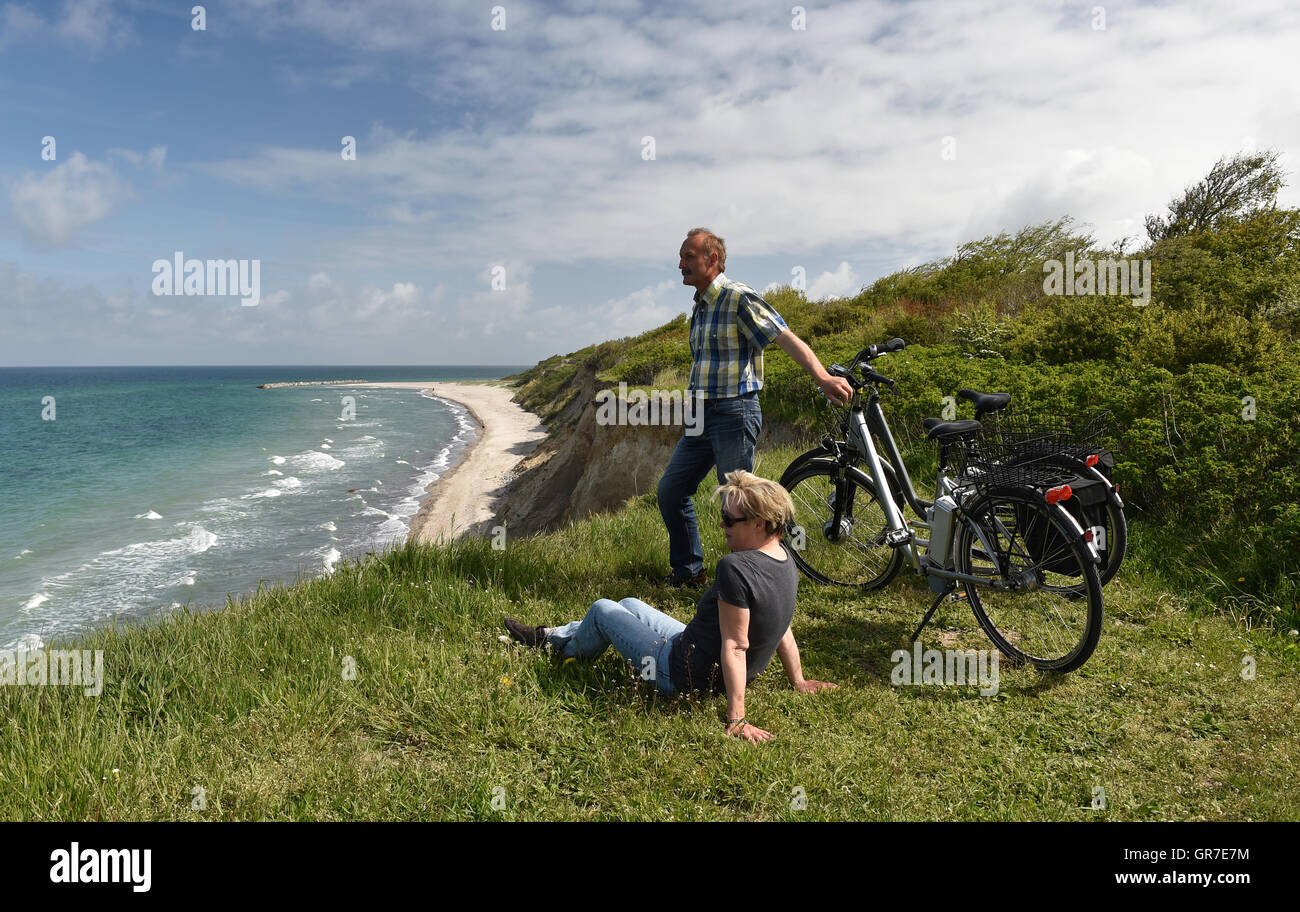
1,0,1298,366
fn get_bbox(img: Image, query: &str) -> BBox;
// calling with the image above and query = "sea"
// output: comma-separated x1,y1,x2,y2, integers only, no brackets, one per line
0,365,526,651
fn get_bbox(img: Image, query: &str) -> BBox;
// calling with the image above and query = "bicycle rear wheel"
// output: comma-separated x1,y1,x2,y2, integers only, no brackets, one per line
782,461,903,589
955,486,1103,672
1062,493,1127,586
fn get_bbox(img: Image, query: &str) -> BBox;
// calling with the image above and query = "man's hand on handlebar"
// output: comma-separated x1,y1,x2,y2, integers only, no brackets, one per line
818,373,853,406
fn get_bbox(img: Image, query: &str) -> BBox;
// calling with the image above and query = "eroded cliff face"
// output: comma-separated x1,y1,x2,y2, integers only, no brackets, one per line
492,386,680,536
493,365,796,537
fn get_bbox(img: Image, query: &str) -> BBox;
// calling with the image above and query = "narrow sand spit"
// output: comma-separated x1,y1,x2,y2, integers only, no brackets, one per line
354,382,547,542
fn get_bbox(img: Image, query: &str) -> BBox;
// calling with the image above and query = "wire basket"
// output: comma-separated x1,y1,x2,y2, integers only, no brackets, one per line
954,454,1080,493
950,406,1112,493
982,407,1112,463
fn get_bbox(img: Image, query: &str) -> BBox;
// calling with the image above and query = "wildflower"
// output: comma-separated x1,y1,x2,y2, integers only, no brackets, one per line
500,676,512,688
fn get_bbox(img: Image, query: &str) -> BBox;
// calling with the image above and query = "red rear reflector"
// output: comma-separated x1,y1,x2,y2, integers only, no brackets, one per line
1086,454,1099,467
1045,485,1073,504
1083,529,1094,542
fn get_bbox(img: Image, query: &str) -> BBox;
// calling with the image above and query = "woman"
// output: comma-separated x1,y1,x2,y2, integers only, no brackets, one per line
504,470,836,742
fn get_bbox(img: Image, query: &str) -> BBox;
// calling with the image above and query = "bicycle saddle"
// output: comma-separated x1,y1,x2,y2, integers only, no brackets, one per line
957,389,1012,413
922,418,983,440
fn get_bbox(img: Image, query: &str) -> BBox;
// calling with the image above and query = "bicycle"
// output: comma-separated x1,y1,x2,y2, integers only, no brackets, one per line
780,338,1104,673
953,391,1127,586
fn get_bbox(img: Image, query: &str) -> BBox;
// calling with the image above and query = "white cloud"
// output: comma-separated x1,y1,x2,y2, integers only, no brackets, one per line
9,0,1300,366
806,262,861,302
0,261,463,364
603,279,682,328
8,152,131,246
0,4,42,46
0,0,134,51
108,145,167,171
197,0,1299,280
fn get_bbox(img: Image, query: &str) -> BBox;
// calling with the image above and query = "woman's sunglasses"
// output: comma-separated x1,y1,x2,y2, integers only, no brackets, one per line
720,510,749,527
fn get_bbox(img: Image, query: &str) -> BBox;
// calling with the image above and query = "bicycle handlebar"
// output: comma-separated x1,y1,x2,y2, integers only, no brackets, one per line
854,337,906,364
826,338,907,399
861,366,896,389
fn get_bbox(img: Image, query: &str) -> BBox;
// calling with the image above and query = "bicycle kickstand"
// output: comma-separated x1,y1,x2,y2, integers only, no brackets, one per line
909,584,957,644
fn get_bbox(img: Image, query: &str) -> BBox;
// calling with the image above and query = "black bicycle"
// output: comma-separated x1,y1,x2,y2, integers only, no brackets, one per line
951,392,1126,586
781,338,1104,673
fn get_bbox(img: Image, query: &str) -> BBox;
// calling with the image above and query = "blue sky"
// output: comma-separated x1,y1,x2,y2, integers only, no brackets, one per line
2,0,1298,366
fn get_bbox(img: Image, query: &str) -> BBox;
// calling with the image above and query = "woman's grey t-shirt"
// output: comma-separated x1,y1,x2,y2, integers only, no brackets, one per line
668,543,798,694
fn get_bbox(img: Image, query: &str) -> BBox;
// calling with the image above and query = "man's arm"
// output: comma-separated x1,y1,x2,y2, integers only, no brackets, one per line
776,626,838,694
774,330,852,405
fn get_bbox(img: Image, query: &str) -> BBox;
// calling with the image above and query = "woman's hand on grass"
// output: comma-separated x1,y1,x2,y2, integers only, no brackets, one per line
794,679,837,694
727,721,772,743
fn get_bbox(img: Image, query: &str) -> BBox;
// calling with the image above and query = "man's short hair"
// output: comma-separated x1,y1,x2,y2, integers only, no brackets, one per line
714,470,794,536
687,227,726,271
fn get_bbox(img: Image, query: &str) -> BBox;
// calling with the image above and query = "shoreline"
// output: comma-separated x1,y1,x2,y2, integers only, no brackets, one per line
352,381,547,542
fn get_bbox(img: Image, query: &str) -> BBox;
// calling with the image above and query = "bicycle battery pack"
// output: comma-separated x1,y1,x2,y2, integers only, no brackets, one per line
925,495,959,572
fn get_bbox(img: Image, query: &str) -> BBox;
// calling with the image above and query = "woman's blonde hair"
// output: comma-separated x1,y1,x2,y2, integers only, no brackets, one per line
713,470,794,536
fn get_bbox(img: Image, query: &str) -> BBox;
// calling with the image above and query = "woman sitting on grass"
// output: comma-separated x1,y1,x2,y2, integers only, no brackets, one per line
505,470,836,743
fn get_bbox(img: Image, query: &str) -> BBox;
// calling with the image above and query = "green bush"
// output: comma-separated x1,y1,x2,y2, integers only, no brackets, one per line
1123,303,1285,374
1142,209,1300,320
948,301,1012,358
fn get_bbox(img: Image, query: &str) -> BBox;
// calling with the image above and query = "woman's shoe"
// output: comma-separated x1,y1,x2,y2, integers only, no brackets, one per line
504,617,549,650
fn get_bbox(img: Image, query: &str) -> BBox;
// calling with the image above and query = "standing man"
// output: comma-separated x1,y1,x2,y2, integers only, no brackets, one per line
658,228,852,586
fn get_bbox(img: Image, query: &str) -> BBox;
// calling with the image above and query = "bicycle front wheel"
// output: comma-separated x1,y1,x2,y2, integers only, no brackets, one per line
955,487,1103,672
783,461,904,589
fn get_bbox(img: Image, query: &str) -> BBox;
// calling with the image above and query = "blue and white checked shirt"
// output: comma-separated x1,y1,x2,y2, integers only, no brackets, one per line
688,273,789,398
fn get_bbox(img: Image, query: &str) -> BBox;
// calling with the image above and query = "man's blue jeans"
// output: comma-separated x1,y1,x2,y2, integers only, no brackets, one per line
546,598,684,696
657,393,762,579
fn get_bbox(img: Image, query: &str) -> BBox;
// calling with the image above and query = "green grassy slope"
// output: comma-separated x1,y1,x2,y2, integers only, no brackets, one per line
3,445,1297,821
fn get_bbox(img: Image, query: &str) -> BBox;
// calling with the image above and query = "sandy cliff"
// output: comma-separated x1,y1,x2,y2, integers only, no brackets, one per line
492,362,796,537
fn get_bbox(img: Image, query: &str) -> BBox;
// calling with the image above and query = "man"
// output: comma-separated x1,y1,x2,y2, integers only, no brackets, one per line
658,228,852,586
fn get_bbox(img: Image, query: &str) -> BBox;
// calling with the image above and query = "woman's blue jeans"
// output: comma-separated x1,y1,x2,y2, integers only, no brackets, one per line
656,392,762,579
546,598,684,696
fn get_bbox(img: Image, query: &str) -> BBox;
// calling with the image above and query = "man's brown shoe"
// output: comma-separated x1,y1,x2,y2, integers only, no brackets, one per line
663,570,708,588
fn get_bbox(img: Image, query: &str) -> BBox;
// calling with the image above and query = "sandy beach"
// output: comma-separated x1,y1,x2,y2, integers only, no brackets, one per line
354,381,548,542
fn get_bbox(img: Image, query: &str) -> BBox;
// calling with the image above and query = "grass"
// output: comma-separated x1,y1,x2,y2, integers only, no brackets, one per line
2,443,1297,820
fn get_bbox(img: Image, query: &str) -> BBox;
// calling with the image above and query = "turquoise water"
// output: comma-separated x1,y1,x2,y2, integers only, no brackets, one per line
0,366,524,650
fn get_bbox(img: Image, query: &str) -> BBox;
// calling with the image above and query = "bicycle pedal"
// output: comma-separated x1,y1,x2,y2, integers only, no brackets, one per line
885,528,913,548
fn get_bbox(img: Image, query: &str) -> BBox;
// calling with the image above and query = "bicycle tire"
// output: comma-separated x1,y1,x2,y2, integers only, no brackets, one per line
1036,455,1127,586
1005,452,1127,586
983,477,1127,587
782,460,904,590
1065,493,1127,587
955,486,1103,673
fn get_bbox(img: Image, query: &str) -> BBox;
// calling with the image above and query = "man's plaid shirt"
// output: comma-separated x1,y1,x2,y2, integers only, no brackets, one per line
687,273,789,398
